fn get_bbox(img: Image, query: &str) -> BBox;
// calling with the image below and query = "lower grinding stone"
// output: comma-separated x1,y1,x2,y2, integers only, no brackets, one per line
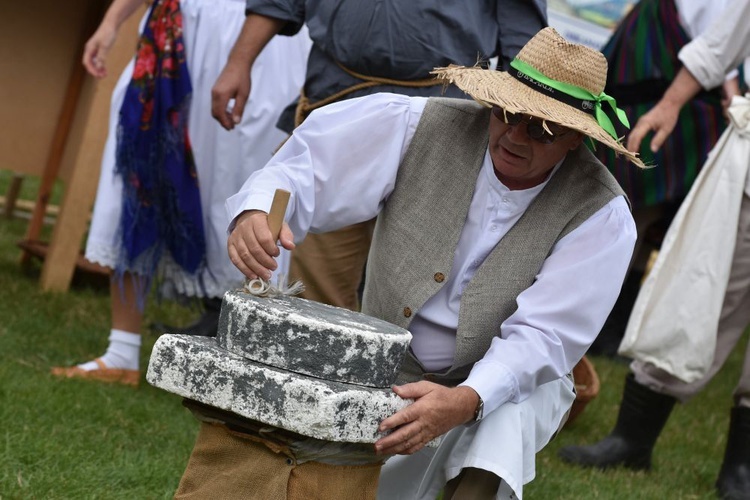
147,334,411,443
216,290,412,388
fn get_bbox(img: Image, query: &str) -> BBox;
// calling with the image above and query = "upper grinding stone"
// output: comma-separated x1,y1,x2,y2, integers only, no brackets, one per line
216,290,412,388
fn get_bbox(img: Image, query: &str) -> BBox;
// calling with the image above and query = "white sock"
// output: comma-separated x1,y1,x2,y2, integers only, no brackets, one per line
78,329,142,371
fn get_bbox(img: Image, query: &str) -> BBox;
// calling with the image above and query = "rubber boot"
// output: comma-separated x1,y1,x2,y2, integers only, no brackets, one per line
164,297,221,337
716,406,750,500
558,373,676,470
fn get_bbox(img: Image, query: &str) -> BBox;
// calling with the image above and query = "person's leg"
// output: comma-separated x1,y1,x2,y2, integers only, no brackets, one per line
561,195,750,472
558,373,676,470
378,376,575,500
51,274,142,386
715,193,750,499
443,468,501,499
110,273,143,335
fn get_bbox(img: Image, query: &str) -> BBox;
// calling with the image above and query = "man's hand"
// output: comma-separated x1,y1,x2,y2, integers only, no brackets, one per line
627,66,704,155
211,59,252,130
210,14,285,130
626,100,681,155
374,382,479,456
227,210,295,280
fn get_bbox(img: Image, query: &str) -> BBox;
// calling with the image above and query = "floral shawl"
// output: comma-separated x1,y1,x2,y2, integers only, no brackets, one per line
114,0,205,300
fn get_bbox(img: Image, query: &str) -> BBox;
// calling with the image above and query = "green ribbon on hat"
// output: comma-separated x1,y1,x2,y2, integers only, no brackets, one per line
509,58,630,141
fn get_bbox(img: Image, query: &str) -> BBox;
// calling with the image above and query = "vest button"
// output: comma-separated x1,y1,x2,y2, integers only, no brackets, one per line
434,272,445,283
403,307,412,318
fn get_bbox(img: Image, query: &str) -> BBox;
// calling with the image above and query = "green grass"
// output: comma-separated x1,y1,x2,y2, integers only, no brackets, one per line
528,350,742,500
0,207,200,498
1,173,747,498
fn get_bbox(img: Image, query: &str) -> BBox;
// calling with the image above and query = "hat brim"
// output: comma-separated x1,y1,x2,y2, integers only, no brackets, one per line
433,66,645,168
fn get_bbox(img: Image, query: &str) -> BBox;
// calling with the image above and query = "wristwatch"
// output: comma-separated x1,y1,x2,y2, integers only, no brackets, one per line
473,396,485,422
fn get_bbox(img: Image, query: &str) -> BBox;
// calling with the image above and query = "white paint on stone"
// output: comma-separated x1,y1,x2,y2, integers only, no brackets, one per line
216,290,412,387
148,334,413,443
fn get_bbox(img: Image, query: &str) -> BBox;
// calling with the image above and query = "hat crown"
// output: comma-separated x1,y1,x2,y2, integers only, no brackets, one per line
516,27,607,95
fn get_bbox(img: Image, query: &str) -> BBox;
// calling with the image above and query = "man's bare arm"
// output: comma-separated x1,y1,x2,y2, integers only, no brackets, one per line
211,14,286,130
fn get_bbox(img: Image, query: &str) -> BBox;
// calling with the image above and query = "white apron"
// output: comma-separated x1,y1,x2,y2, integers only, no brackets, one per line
85,0,311,298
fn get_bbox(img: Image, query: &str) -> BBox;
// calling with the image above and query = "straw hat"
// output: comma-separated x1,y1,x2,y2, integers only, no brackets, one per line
433,27,645,168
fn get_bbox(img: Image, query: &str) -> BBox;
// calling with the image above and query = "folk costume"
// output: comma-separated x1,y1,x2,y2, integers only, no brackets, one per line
175,28,641,499
85,0,310,298
599,0,733,209
559,2,750,498
588,0,738,358
244,0,548,311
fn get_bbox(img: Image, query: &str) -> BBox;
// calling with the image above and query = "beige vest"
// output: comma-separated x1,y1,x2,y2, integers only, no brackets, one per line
362,98,626,383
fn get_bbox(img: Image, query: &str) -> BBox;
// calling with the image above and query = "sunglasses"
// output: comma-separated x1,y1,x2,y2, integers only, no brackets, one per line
491,107,571,144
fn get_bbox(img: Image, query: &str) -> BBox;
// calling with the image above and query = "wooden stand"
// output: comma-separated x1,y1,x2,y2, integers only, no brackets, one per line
1,1,146,291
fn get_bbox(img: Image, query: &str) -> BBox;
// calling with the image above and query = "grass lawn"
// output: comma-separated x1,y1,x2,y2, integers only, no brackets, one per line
0,172,746,498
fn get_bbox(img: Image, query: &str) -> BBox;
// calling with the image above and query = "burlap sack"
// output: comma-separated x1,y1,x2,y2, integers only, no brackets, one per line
175,422,383,500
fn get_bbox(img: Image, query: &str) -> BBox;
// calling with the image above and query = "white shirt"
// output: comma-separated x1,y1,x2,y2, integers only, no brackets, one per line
226,93,636,417
675,0,731,40
679,0,750,90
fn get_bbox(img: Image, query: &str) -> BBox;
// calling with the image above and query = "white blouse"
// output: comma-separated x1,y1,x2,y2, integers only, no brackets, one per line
226,93,636,417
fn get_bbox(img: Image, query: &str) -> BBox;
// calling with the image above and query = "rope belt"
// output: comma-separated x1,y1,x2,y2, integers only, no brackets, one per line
293,61,443,127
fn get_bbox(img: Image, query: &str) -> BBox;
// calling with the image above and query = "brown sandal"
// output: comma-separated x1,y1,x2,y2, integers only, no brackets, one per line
51,358,140,387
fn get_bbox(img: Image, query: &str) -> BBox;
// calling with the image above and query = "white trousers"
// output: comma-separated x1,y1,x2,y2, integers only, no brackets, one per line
377,375,575,500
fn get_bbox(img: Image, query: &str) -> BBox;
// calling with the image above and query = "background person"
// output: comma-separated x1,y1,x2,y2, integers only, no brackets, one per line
589,0,741,356
211,0,548,312
51,0,309,385
559,2,750,498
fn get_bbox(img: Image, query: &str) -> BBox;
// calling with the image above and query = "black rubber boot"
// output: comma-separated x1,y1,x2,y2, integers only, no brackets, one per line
558,373,676,470
163,297,221,337
716,406,750,500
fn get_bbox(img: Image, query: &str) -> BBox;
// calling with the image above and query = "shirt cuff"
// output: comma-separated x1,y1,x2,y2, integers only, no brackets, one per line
225,188,278,234
679,38,726,90
458,359,518,417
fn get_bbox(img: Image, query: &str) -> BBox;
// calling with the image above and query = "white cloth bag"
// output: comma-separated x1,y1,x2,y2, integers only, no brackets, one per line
619,94,750,383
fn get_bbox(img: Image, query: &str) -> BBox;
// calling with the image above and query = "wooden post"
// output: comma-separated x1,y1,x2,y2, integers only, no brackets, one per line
19,1,104,267
3,174,24,219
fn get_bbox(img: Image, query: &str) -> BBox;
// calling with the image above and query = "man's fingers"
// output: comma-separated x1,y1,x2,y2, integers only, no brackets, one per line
211,85,235,130
212,98,235,130
279,223,296,251
392,381,432,399
374,422,426,456
83,46,104,77
649,128,670,153
252,219,282,259
232,90,249,125
227,242,259,279
626,121,649,153
227,211,286,279
378,405,414,433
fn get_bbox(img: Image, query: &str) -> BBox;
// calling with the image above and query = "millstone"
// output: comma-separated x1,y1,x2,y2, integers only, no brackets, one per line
216,290,412,387
147,334,411,443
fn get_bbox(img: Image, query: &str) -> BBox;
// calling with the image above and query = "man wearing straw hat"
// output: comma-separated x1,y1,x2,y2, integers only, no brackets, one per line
221,27,643,499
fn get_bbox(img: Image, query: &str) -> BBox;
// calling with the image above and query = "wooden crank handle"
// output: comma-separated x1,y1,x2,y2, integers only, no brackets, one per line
267,189,291,242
